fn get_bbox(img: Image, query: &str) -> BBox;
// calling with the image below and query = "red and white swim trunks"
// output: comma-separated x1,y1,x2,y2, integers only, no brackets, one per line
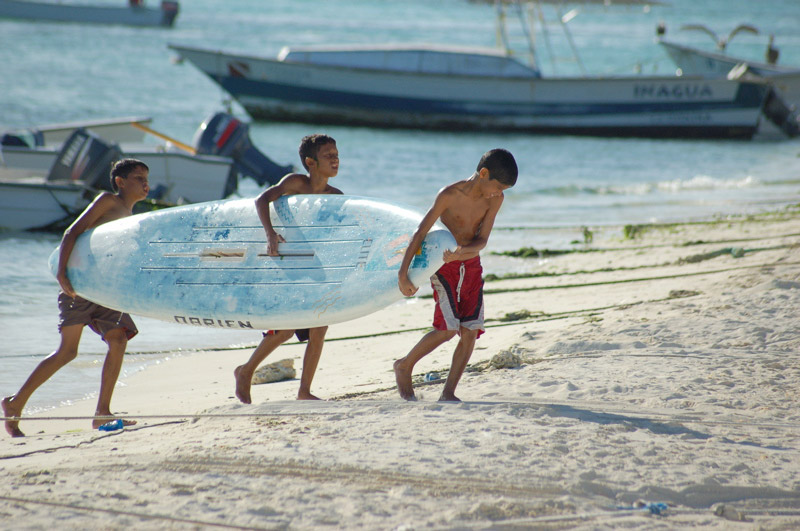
430,256,484,338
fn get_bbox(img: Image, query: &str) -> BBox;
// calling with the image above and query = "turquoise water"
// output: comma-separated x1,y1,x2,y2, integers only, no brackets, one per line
1,0,799,412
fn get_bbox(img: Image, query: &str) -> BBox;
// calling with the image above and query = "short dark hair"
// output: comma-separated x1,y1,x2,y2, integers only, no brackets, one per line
477,148,517,187
298,134,336,171
110,158,148,192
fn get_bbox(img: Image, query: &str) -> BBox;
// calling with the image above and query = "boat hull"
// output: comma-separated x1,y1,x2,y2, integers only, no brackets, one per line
0,176,91,231
1,147,236,204
170,45,769,139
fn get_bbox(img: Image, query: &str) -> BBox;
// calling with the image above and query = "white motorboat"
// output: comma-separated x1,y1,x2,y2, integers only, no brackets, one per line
0,113,293,231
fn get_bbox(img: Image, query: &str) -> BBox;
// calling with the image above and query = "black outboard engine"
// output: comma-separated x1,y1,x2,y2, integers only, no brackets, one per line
193,112,293,189
762,87,800,138
47,128,123,191
728,64,800,138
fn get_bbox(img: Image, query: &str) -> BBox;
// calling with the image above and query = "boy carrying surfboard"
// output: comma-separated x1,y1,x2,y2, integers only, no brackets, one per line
394,148,518,402
3,159,151,437
234,134,341,404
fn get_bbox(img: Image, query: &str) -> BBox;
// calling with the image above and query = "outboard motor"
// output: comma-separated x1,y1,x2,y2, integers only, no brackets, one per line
160,1,180,27
761,87,800,138
728,63,800,138
193,112,293,189
47,128,123,191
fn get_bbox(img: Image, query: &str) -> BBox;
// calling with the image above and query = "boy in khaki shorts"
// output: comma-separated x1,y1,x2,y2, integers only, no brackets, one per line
3,159,150,437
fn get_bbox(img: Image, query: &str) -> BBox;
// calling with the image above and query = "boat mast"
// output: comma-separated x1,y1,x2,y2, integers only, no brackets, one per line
501,0,588,76
495,1,513,56
530,1,558,74
512,0,541,70
555,5,587,75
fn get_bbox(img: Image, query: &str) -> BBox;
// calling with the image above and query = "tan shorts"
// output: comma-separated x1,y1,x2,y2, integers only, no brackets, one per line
58,293,138,341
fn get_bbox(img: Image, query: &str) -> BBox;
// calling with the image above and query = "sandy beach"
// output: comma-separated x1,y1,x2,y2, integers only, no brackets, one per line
3,208,800,529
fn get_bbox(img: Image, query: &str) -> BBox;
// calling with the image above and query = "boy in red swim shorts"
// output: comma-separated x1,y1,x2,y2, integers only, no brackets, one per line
395,148,518,402
431,255,484,338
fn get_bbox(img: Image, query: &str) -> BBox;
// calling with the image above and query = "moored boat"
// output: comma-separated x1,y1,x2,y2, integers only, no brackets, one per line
170,42,780,140
0,0,179,28
658,39,800,110
0,113,294,231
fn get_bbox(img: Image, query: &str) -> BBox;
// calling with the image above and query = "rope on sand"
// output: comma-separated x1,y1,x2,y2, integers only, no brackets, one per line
0,494,280,530
0,421,184,460
491,231,800,255
481,259,800,296
4,400,800,430
0,412,330,422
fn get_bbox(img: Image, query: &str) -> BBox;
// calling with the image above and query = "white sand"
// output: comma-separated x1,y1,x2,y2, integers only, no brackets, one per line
3,210,800,529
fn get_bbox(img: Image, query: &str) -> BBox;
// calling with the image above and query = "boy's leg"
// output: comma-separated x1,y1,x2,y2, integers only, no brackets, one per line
234,329,295,404
394,329,456,401
94,328,136,429
3,324,83,437
297,326,328,400
439,327,479,402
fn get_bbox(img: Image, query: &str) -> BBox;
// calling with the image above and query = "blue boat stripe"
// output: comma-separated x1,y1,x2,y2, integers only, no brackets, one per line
215,76,766,116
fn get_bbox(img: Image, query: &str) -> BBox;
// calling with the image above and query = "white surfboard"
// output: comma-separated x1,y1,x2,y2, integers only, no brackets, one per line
49,195,455,330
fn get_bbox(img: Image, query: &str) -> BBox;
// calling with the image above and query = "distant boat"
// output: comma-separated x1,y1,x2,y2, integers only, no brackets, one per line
168,0,800,140
170,41,793,140
0,113,293,231
658,39,800,110
0,0,179,28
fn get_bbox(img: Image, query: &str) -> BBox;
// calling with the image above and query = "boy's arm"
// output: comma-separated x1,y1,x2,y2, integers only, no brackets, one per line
443,194,504,263
57,193,117,297
255,174,303,256
398,191,451,296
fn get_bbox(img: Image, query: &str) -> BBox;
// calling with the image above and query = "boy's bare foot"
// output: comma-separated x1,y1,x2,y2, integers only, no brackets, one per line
438,392,461,402
394,360,417,401
297,391,321,400
92,415,137,430
234,365,252,404
2,396,25,437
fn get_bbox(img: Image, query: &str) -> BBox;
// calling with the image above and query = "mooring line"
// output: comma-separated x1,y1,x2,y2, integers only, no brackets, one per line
0,412,330,422
4,400,799,430
481,259,800,295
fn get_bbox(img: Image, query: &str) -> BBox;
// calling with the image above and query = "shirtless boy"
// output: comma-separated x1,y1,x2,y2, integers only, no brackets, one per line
394,148,518,402
3,159,150,436
234,134,341,404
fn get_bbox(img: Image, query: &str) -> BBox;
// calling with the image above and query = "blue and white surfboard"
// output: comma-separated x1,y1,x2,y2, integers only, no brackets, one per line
49,195,455,330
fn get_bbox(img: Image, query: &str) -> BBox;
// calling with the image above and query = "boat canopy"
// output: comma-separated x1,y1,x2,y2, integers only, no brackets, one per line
278,44,541,78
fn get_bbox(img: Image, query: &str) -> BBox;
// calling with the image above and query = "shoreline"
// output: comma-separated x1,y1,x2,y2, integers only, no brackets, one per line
3,210,800,528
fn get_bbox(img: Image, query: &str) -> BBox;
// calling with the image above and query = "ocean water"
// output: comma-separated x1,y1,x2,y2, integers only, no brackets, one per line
1,0,799,413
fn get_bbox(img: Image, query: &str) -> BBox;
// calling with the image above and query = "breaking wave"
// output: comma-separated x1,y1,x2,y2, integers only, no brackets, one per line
538,175,768,197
